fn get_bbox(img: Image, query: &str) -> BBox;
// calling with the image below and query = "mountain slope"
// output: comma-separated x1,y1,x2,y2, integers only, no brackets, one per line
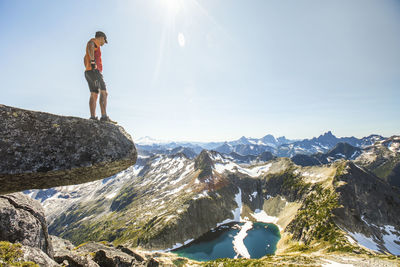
291,142,362,167
355,136,400,187
32,149,400,257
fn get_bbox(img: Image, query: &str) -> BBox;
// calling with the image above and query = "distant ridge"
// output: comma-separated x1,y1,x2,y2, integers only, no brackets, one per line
137,132,385,158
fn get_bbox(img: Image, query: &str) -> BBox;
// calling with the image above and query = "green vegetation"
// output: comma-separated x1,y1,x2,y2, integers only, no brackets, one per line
202,255,319,266
372,158,400,180
263,167,311,202
332,161,347,186
291,185,340,242
0,241,38,267
281,170,311,196
285,183,355,252
173,258,188,266
110,185,138,211
285,164,366,253
285,243,310,252
73,242,89,250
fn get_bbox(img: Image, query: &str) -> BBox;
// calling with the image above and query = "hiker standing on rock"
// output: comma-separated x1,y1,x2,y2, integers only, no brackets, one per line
84,31,116,123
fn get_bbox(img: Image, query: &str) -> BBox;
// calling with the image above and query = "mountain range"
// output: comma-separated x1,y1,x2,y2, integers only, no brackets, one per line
25,134,400,262
4,105,399,266
136,131,385,158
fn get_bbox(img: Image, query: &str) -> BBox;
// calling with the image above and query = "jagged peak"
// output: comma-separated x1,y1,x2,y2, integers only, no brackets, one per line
319,131,335,138
239,136,248,141
194,150,214,179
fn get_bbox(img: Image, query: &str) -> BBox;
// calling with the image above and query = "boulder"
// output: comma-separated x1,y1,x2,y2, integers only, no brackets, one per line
0,193,54,257
21,245,59,267
51,235,99,267
0,104,137,194
73,242,146,267
51,238,163,267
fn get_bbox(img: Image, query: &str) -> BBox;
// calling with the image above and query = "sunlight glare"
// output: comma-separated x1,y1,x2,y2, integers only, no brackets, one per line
178,33,185,47
161,0,182,15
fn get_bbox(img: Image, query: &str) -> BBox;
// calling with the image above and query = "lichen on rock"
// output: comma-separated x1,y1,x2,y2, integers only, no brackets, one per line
0,104,137,194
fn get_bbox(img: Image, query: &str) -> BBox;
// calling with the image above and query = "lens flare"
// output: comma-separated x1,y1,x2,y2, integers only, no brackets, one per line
178,33,185,47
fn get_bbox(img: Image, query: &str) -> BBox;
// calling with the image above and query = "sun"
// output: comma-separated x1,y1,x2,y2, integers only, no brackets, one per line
161,0,183,16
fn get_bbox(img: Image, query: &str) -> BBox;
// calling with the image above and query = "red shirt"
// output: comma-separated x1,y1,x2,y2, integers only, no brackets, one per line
84,38,103,72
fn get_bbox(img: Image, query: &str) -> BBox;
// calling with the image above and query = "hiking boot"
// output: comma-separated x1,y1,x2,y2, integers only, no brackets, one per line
100,115,117,124
89,116,98,121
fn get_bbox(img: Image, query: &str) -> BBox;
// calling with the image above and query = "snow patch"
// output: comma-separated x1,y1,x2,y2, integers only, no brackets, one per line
215,161,272,178
249,191,258,201
131,165,144,176
193,190,209,200
167,159,185,176
170,163,193,185
105,192,117,199
153,238,195,253
388,141,400,153
215,162,237,173
350,151,359,159
238,163,272,177
347,232,380,252
163,184,187,197
359,217,400,254
251,209,279,226
382,225,400,255
232,221,252,259
232,188,242,222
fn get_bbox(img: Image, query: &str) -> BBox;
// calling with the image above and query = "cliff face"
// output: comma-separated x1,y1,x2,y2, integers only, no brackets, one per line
0,104,137,194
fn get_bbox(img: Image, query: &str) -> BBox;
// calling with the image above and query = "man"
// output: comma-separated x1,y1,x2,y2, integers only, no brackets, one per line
84,31,116,123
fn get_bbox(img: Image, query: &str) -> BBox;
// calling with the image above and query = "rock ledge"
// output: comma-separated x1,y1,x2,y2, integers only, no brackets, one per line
0,104,137,194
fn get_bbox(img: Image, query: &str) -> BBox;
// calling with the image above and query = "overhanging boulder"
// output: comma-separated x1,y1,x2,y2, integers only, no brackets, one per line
0,104,137,195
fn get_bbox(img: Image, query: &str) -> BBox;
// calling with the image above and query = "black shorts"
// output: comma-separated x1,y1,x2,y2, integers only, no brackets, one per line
84,69,107,93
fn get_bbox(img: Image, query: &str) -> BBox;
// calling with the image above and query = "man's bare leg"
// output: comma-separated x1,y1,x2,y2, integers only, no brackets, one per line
89,92,99,117
99,90,108,117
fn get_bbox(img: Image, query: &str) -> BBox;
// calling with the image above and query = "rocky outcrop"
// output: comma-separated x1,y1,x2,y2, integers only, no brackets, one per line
51,236,100,267
21,245,59,267
0,104,137,194
355,136,400,187
0,241,59,266
194,150,214,180
333,162,400,253
52,239,157,267
291,154,322,166
0,192,53,257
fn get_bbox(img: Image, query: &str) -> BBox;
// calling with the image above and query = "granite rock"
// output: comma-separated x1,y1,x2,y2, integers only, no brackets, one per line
0,193,54,257
0,104,137,194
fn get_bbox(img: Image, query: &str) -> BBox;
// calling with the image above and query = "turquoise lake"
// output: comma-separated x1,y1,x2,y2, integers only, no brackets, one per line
172,222,280,261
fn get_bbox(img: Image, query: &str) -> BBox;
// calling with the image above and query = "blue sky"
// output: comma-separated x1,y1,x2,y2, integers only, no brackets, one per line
1,0,399,142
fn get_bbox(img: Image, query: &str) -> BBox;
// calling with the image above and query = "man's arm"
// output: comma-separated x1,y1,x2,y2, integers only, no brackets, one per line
87,41,96,69
88,41,95,60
